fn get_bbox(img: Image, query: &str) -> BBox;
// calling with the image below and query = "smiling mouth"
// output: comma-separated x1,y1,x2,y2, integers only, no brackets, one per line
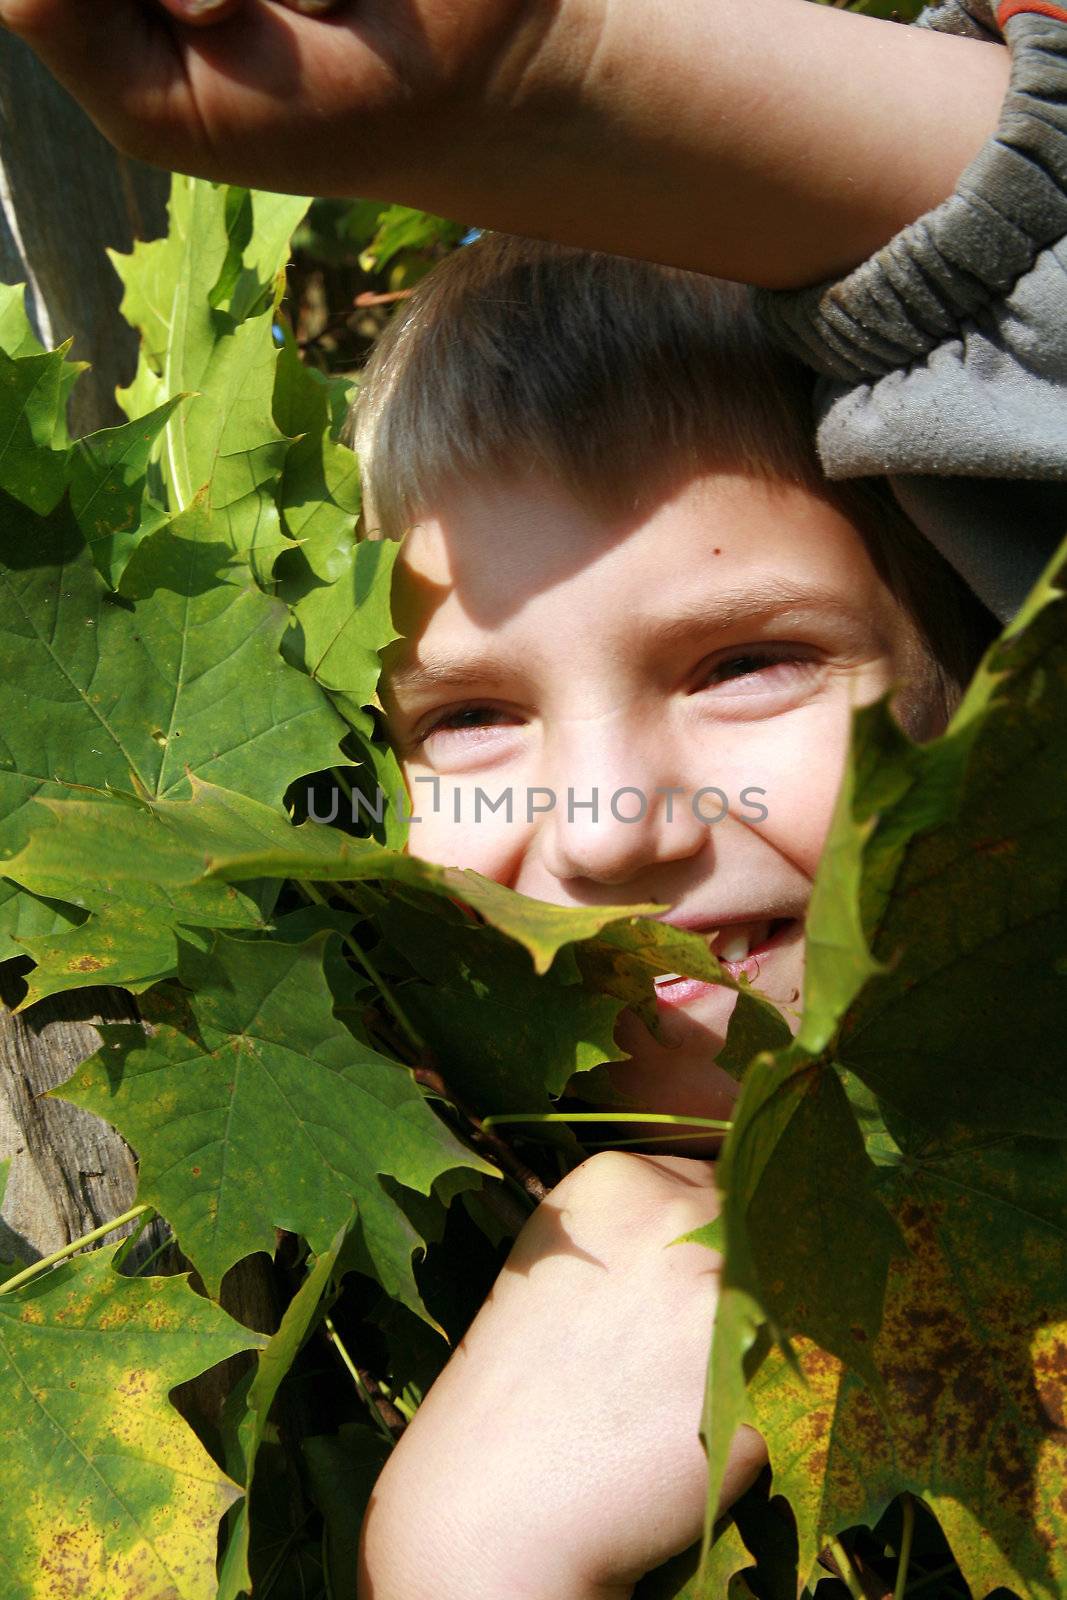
652,917,794,985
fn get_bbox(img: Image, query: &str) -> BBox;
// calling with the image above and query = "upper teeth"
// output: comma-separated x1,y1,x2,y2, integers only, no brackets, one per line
653,921,775,984
713,921,771,963
717,932,751,963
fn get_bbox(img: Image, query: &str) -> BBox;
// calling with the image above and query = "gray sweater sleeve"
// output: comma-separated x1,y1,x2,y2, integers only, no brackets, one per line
752,1,1067,623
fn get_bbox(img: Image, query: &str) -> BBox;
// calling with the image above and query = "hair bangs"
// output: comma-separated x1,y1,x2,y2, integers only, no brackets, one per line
348,234,823,537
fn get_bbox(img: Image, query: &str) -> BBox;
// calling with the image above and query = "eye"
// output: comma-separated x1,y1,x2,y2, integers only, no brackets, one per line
417,703,523,744
693,648,821,694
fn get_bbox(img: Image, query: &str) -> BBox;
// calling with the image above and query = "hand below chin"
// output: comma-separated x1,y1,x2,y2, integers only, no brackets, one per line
562,1004,741,1157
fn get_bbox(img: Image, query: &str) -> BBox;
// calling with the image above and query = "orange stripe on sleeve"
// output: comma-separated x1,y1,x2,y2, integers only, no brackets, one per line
997,1,1067,23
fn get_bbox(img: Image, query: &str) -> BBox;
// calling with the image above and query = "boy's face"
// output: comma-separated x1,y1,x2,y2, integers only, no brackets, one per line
379,469,941,1150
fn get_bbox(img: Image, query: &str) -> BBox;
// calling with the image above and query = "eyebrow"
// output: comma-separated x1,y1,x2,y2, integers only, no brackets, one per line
384,652,518,699
383,580,873,699
628,580,873,647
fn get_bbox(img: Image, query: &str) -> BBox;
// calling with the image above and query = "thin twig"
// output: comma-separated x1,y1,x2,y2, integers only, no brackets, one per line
353,288,416,308
297,878,425,1055
894,1495,916,1600
482,1111,733,1133
413,1060,549,1204
324,1314,403,1447
828,1538,866,1600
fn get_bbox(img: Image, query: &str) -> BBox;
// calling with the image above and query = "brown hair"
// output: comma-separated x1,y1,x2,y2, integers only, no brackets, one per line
347,234,998,733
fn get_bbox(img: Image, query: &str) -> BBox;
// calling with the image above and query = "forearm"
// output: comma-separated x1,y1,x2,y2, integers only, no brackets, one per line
373,0,1012,288
355,1154,766,1600
2,0,1010,289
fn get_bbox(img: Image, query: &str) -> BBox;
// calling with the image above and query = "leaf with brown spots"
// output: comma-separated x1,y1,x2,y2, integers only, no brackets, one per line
746,1135,1067,1595
700,538,1067,1590
0,1247,261,1600
833,551,1067,1138
700,1047,902,1550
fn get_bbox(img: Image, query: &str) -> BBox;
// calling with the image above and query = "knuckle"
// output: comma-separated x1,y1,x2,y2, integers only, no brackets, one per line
560,1148,652,1197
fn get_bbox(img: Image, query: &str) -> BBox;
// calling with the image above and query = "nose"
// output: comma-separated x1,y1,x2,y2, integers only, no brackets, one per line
536,712,709,888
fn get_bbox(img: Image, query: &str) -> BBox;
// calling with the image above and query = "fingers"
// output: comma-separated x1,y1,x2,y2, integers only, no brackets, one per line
152,0,246,26
152,0,345,22
274,0,346,13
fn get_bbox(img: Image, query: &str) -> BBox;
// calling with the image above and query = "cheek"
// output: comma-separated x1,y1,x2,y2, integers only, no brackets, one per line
718,706,854,875
399,767,530,879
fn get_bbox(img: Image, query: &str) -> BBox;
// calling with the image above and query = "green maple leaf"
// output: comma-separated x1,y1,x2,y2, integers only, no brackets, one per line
202,817,669,973
274,328,362,581
0,498,345,989
302,1424,392,1600
55,930,499,1314
68,397,185,588
0,777,376,994
0,339,77,514
0,1248,261,1600
0,877,85,967
218,1225,352,1600
0,281,87,452
290,536,403,730
832,592,1067,1140
376,892,632,1115
0,282,46,358
111,176,308,580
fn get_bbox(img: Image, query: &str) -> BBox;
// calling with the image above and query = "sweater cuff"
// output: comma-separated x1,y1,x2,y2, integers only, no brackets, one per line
752,7,1067,389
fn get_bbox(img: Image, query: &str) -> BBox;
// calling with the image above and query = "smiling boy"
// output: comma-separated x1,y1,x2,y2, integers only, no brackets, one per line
347,239,999,1596
357,240,996,1157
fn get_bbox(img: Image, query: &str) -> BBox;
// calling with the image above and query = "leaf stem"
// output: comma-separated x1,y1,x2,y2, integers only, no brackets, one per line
297,878,425,1056
0,1204,153,1297
324,1314,397,1450
481,1112,734,1132
903,1561,962,1597
136,1236,177,1277
828,1537,865,1600
583,1130,733,1148
110,1205,156,1272
894,1496,916,1600
330,766,356,803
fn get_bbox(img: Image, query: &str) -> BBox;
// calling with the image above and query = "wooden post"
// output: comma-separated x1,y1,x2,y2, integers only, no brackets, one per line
0,29,168,433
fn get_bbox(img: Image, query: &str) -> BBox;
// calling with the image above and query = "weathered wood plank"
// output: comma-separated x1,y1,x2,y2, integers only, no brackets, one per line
0,28,167,432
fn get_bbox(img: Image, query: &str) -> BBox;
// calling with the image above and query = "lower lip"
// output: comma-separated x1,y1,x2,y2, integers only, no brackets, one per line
653,920,795,1009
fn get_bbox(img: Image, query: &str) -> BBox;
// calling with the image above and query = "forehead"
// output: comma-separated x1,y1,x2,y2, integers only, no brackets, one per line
384,469,905,665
